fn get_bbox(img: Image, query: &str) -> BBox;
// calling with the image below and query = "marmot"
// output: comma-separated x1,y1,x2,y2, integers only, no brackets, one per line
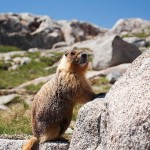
22,49,105,150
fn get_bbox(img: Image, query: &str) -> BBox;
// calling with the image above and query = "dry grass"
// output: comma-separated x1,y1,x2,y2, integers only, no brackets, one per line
0,97,31,135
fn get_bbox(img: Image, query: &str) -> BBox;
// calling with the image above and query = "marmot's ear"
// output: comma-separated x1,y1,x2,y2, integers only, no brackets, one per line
73,47,77,50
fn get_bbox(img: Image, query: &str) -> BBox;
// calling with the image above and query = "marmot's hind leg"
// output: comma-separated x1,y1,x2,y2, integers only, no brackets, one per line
39,123,61,143
59,116,72,136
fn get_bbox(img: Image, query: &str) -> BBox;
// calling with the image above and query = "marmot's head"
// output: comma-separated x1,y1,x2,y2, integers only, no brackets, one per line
57,49,89,74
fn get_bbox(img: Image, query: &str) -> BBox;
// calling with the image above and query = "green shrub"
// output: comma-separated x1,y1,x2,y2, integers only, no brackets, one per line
25,83,44,94
0,59,57,89
0,45,22,53
0,60,11,70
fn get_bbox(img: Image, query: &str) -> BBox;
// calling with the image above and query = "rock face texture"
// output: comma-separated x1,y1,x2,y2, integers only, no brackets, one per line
0,13,64,49
0,139,69,150
123,37,148,48
0,13,106,49
106,50,150,150
111,18,150,34
69,50,150,150
59,20,107,45
92,35,141,70
69,99,107,150
0,139,24,150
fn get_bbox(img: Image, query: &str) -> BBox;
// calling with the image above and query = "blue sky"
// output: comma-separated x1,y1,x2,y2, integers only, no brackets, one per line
0,0,150,28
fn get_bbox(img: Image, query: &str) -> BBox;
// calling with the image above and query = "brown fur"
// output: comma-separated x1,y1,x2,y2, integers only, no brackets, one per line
22,49,96,150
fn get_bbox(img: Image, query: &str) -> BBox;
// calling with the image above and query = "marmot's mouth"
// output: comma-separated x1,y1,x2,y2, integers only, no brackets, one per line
79,53,88,65
79,61,88,67
79,59,88,64
73,59,88,66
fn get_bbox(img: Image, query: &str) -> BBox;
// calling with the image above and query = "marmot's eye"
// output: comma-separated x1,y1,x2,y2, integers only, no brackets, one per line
71,52,75,56
65,52,68,56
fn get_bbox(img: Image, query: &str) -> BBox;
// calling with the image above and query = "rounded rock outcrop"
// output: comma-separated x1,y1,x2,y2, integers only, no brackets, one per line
70,50,150,150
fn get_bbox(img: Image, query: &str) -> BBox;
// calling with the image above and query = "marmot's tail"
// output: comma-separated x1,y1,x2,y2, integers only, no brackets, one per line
22,136,38,150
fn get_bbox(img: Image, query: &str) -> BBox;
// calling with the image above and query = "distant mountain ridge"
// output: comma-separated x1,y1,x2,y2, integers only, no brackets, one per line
0,13,150,49
0,13,106,49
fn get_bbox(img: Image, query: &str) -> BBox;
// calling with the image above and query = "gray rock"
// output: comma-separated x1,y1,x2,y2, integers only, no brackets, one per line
111,18,150,34
4,56,12,62
87,63,130,79
69,99,107,150
93,35,141,70
40,52,54,58
0,104,8,110
0,13,107,49
123,37,147,48
59,19,107,45
13,57,22,65
69,50,150,150
19,13,35,25
28,48,39,53
52,41,68,49
39,142,69,150
71,36,100,50
105,50,150,150
12,56,31,66
0,94,17,105
0,139,25,150
8,64,19,71
21,57,31,65
146,36,150,43
106,71,122,84
0,51,25,60
0,13,64,49
0,139,69,150
31,15,60,35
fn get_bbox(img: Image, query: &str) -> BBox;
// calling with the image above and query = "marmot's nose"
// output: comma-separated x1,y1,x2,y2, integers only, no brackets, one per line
81,53,87,58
